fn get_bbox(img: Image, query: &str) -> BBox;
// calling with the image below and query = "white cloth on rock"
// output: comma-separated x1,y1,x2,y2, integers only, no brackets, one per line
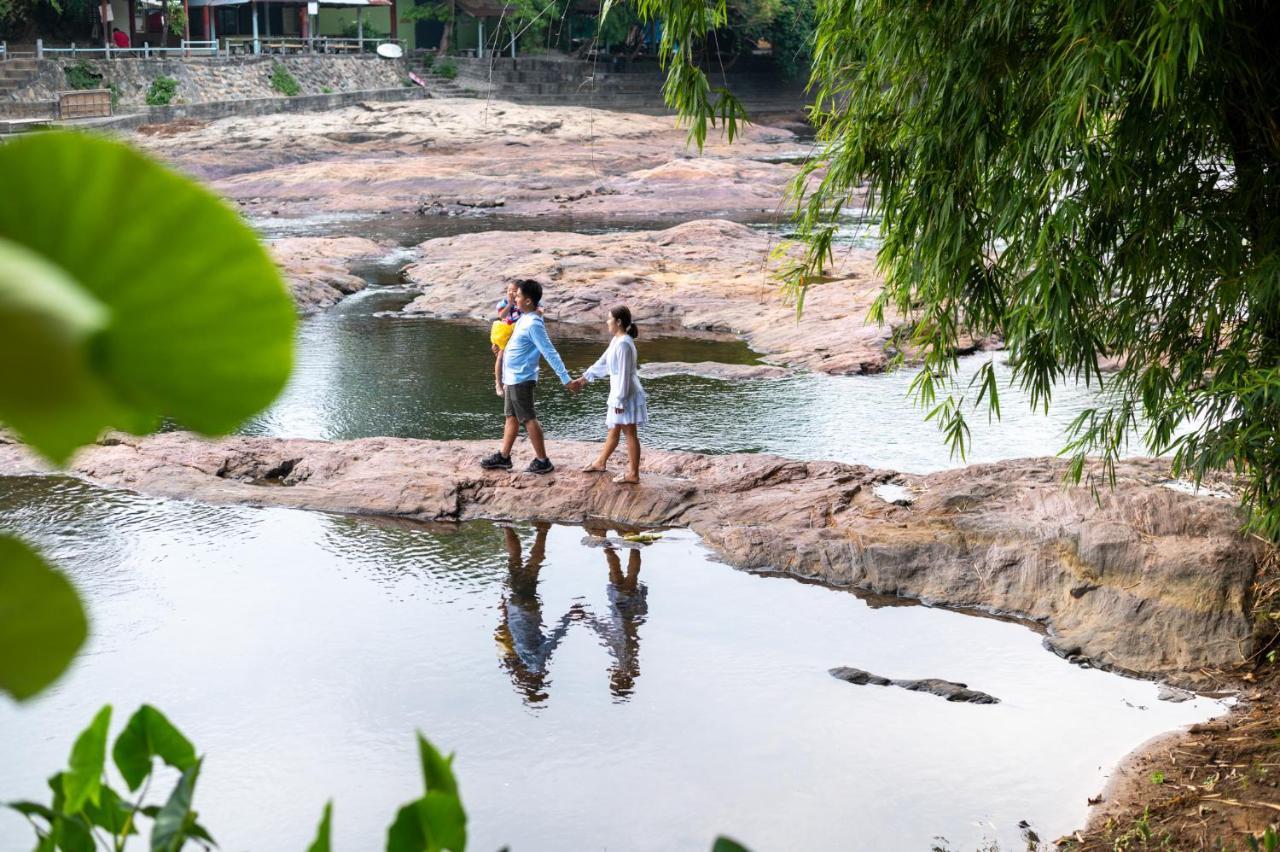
582,335,649,427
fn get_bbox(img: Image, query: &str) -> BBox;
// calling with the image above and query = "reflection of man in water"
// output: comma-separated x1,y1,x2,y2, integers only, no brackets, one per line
494,523,649,704
494,523,579,704
588,544,648,699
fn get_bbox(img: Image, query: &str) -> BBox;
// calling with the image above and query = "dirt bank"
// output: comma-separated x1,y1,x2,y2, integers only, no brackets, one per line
399,219,895,374
134,98,817,221
0,431,1260,682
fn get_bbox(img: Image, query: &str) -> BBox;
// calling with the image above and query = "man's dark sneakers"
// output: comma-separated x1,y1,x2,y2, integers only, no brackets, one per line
480,451,513,470
526,457,555,475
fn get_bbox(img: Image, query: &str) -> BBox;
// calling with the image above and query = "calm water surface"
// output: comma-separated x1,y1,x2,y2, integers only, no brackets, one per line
245,288,1126,473
0,477,1217,851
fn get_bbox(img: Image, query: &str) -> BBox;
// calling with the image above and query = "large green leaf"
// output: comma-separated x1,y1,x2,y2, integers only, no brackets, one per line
113,705,197,792
83,785,139,837
62,705,111,815
0,131,295,463
150,758,201,852
0,535,87,700
0,238,119,463
306,801,333,852
51,815,94,852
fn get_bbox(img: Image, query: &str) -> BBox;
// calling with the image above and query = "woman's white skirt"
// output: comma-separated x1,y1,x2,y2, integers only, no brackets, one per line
606,389,649,427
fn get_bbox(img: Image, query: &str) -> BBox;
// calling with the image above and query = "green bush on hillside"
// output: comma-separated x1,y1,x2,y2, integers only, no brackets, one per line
435,58,457,80
62,59,102,90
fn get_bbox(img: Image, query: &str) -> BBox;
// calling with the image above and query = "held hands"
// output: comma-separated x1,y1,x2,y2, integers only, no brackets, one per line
567,377,587,394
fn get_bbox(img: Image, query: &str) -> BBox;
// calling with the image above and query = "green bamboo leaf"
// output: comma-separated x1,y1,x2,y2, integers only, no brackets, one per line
0,132,295,464
113,705,198,792
306,801,333,852
150,758,202,852
0,535,87,701
62,706,111,816
4,800,55,823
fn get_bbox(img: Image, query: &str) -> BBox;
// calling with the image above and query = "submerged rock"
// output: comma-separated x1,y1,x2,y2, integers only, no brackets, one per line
829,667,1001,704
0,433,1262,681
639,362,793,381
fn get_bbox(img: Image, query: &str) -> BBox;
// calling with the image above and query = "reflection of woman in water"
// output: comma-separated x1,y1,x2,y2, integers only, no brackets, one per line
589,544,647,699
494,523,579,704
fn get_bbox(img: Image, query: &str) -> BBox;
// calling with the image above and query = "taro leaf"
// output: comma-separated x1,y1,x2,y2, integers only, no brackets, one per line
63,706,111,815
51,814,94,852
84,785,139,837
416,736,459,798
0,535,87,701
306,801,333,852
388,734,465,852
150,758,201,852
5,800,56,823
0,132,295,465
385,801,429,852
0,237,118,463
113,705,197,792
711,838,753,852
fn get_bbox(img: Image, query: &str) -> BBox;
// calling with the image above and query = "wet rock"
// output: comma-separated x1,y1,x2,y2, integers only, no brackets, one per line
829,667,1000,704
639,362,792,381
0,435,1261,680
269,236,389,313
1157,685,1195,703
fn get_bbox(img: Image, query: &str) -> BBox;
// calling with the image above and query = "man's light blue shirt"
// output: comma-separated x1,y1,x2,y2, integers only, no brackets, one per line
502,313,571,386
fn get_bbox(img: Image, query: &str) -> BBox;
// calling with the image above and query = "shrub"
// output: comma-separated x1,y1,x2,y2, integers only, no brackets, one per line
420,52,435,69
320,85,334,94
144,75,178,106
63,59,102,90
435,58,457,79
269,61,301,96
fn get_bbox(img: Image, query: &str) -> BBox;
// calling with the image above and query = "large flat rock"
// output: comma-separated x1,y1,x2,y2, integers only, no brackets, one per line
135,98,816,221
0,432,1259,680
400,219,894,374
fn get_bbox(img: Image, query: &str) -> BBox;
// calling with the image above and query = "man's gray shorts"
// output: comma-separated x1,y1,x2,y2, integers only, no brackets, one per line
503,381,537,424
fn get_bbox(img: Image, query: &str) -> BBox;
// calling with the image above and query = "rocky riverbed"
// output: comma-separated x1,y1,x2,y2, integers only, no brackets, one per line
0,431,1260,682
136,98,816,218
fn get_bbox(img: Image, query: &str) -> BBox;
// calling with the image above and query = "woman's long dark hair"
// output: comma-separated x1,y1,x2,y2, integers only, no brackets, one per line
611,305,639,338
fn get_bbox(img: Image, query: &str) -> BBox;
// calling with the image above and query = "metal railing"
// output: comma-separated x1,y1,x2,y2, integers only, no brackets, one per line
35,38,221,59
29,36,403,60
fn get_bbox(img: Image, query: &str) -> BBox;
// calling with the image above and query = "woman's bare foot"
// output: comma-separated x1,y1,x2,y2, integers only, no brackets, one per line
612,474,639,484
582,463,607,473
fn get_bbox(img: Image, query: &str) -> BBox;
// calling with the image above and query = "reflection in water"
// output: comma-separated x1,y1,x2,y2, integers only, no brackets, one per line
495,524,647,704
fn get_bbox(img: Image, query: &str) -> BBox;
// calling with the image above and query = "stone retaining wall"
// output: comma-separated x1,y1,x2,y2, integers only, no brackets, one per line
9,54,410,107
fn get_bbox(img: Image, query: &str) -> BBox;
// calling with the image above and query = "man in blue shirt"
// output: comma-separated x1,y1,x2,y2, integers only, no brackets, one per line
481,279,576,474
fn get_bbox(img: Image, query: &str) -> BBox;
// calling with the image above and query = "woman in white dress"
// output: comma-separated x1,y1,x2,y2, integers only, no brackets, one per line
571,305,648,483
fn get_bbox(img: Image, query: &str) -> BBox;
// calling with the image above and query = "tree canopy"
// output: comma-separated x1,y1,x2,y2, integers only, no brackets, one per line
649,0,1280,538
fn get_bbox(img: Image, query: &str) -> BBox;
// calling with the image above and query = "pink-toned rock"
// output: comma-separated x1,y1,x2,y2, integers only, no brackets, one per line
400,219,893,374
0,431,1259,680
269,236,387,312
135,99,815,220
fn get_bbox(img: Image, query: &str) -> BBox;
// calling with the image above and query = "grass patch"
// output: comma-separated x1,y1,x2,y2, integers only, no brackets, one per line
144,76,178,106
269,62,300,97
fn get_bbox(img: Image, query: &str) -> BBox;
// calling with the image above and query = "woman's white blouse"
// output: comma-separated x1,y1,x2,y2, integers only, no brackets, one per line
583,335,642,409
